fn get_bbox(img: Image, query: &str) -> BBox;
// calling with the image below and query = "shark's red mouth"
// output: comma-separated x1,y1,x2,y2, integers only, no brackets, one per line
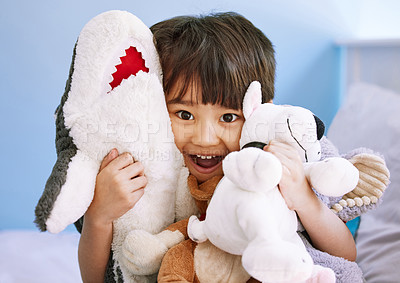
109,46,149,91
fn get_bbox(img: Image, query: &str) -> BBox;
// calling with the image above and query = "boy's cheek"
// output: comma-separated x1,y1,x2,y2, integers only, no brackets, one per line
169,123,193,151
224,124,244,150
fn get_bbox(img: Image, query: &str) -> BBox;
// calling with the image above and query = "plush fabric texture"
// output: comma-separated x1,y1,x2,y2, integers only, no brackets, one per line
34,10,183,283
158,239,199,282
157,175,253,283
34,45,78,232
159,172,364,283
318,138,390,222
299,233,363,283
328,82,400,282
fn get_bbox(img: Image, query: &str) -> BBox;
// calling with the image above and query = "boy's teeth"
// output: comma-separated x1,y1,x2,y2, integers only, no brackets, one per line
196,155,216,159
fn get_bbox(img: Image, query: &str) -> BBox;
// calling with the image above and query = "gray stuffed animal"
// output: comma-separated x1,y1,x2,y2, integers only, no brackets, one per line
308,137,390,283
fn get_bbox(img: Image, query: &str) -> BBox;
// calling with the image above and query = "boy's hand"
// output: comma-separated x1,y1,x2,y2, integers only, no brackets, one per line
85,149,147,226
264,141,314,211
265,141,357,261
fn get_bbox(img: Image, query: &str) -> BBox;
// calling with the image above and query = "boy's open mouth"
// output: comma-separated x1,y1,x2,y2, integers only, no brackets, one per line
189,154,224,169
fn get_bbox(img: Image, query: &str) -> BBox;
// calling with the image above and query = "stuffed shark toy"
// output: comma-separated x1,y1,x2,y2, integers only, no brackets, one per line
34,10,183,282
187,81,359,282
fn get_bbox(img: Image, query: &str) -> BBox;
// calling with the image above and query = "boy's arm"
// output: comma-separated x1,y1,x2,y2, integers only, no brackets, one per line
294,189,356,261
78,149,147,282
78,214,113,283
265,141,356,261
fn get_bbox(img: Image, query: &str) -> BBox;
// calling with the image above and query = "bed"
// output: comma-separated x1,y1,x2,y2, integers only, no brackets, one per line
327,39,400,282
0,230,81,282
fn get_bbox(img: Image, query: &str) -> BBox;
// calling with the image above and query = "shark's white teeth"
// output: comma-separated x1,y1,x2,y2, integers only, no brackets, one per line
103,60,119,94
120,77,128,86
117,47,128,61
104,83,112,94
134,42,144,53
111,66,118,76
106,73,114,86
115,58,123,67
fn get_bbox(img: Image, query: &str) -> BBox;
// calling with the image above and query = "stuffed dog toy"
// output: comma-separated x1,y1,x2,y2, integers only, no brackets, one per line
187,81,357,282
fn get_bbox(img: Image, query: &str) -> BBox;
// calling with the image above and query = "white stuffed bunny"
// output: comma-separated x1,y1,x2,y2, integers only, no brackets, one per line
188,81,359,282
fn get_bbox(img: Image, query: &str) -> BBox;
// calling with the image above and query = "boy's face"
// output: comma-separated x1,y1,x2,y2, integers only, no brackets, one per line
166,84,244,183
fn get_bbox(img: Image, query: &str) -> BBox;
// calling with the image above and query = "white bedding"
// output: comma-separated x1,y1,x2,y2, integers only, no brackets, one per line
0,230,81,283
328,82,400,282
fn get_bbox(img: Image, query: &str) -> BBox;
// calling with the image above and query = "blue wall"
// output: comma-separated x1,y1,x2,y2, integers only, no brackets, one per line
1,0,399,230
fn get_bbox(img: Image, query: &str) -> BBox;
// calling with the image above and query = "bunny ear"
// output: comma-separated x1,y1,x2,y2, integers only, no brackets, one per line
243,81,262,119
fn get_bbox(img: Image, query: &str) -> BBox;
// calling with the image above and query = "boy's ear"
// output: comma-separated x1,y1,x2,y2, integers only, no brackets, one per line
243,81,262,119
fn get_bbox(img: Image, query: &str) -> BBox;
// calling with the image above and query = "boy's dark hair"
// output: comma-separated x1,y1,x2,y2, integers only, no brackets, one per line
150,12,275,110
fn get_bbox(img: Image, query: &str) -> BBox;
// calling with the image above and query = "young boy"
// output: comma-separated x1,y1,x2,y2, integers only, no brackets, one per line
78,12,356,282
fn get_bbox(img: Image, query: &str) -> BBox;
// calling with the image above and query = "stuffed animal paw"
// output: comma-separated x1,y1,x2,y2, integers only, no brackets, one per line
222,147,282,192
303,265,336,283
187,215,207,244
304,157,359,197
121,229,185,275
242,239,314,283
331,151,390,221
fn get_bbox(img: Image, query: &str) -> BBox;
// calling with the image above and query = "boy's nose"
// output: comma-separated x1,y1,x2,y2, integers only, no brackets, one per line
192,121,220,146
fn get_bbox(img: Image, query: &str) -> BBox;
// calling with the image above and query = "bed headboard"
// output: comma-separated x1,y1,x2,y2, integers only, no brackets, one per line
336,38,400,99
330,39,400,283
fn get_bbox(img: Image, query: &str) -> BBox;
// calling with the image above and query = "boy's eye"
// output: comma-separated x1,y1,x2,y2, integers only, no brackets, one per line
220,113,238,123
176,110,194,120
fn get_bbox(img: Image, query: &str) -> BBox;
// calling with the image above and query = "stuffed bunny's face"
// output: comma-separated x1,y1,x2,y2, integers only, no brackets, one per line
240,82,322,163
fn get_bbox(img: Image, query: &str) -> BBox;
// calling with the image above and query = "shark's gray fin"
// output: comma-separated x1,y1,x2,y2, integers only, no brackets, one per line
34,43,78,232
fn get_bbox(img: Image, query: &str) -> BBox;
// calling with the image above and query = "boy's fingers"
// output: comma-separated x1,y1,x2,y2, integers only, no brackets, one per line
129,188,145,206
121,161,145,179
99,148,119,171
130,175,148,192
108,151,134,171
266,140,301,162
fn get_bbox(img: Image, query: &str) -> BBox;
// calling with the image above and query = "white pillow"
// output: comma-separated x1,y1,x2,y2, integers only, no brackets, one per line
327,82,400,282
